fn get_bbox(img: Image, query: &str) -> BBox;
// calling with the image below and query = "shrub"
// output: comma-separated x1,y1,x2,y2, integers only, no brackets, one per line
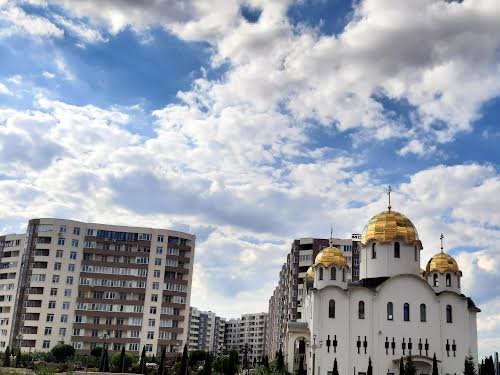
111,351,134,372
50,344,75,363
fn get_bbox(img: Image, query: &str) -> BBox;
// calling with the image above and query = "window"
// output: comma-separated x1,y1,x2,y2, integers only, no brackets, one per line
372,243,376,259
71,239,79,248
414,246,418,261
151,294,158,302
66,276,73,284
50,288,58,296
46,314,54,322
394,242,400,258
62,302,70,310
42,340,50,349
73,227,80,235
420,304,426,322
387,302,393,320
152,282,159,290
404,303,410,321
48,301,56,309
44,327,52,335
68,264,75,272
56,250,63,258
328,300,335,318
64,289,71,297
148,319,155,327
433,274,439,287
54,263,61,271
319,267,323,280
147,331,154,339
58,238,65,246
342,268,346,282
358,301,365,319
59,328,66,337
157,235,164,243
156,246,163,254
150,307,157,314
61,315,68,323
457,275,461,288
153,270,161,278
446,305,453,323
70,251,77,260
331,268,336,280
446,273,451,287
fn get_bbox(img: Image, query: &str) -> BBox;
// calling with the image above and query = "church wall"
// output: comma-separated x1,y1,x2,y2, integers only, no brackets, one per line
360,242,420,279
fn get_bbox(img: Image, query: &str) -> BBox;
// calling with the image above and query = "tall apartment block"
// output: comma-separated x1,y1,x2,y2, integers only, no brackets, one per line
265,236,360,358
187,307,226,355
224,313,267,366
0,218,195,359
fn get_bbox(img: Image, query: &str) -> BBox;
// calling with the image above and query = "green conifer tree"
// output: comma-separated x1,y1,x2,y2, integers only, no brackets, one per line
432,353,439,375
464,352,477,375
3,346,11,367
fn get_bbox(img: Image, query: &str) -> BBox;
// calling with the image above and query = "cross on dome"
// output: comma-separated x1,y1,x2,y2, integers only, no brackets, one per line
387,185,392,211
440,233,444,253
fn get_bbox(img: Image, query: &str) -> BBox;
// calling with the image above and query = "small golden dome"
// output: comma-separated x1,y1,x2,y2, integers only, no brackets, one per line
426,252,460,274
305,266,315,279
314,245,348,269
361,210,421,247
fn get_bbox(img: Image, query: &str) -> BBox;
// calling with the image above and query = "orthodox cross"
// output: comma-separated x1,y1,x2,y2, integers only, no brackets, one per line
387,185,392,211
329,225,334,247
440,233,444,253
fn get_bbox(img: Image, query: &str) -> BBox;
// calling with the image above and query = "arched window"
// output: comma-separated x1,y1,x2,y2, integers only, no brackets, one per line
433,274,439,287
446,305,453,323
414,246,418,261
387,302,393,320
446,273,451,287
342,268,346,282
420,304,426,322
372,243,376,259
358,301,365,319
394,242,400,258
329,299,335,318
331,267,336,280
404,303,410,321
457,275,461,288
319,267,323,280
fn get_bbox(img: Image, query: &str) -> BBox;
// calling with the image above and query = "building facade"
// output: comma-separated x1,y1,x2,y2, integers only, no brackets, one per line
0,218,195,358
224,313,267,366
285,208,479,375
266,237,359,358
188,307,226,355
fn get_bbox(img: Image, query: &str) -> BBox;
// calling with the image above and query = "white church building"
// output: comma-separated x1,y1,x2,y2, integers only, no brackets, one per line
285,204,480,375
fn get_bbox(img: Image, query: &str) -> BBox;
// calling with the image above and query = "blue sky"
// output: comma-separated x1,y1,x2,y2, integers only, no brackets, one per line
1,0,500,358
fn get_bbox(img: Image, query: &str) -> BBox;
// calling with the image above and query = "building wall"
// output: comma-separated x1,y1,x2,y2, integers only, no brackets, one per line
224,313,267,366
0,218,195,357
188,307,225,355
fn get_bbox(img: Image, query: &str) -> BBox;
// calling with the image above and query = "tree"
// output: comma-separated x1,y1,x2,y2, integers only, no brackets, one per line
399,357,405,375
99,348,110,372
50,343,75,363
367,357,373,375
178,345,188,375
92,346,104,358
276,349,284,374
111,350,134,373
15,346,21,368
138,346,147,375
405,356,416,375
332,358,339,375
3,346,11,367
119,347,126,373
464,353,477,375
203,353,212,375
158,346,166,375
432,353,439,375
262,355,269,370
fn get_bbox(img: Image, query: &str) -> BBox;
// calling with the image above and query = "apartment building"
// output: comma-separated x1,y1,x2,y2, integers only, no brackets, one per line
224,313,267,366
265,236,359,358
0,218,195,358
187,307,226,355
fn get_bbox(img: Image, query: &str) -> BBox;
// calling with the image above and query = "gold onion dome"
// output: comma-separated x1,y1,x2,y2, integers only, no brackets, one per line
426,234,460,274
314,244,348,269
361,210,421,247
305,266,315,279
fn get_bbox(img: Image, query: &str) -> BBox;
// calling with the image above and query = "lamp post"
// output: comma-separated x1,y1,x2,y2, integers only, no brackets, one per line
307,335,323,375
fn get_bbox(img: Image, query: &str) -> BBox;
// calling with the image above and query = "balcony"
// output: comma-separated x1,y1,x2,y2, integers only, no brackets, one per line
26,287,44,295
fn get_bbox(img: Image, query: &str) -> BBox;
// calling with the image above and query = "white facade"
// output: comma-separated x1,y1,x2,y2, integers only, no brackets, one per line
286,210,479,375
188,307,226,355
225,313,267,366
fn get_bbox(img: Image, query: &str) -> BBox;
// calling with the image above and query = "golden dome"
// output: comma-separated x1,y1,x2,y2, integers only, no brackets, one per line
426,252,460,274
314,245,348,269
361,210,421,247
305,266,315,279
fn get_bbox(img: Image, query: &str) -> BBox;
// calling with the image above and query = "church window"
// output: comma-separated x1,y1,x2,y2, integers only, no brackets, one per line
331,268,336,280
446,273,451,287
414,246,418,261
342,268,346,282
329,299,335,318
358,301,365,319
446,305,453,323
387,302,393,320
319,268,323,280
394,242,400,258
404,303,410,321
420,304,426,322
371,243,376,259
433,274,439,287
457,275,460,288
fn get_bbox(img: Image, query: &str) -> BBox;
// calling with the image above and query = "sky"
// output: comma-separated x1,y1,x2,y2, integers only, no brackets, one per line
0,0,499,359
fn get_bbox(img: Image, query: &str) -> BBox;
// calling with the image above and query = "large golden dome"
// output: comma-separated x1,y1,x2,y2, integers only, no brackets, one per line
361,210,421,247
305,266,315,279
314,245,348,269
426,252,460,274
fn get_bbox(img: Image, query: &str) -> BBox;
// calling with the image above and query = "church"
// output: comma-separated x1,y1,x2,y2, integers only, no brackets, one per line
285,198,480,375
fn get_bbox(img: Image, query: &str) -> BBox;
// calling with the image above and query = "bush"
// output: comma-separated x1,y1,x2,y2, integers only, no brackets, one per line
91,346,104,358
50,344,75,363
111,351,134,372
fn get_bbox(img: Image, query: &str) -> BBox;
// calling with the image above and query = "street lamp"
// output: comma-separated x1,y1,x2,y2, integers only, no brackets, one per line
306,335,322,375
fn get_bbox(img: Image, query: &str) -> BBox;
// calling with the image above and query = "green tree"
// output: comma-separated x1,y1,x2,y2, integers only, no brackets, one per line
3,346,11,367
432,353,439,375
138,346,147,374
157,346,166,375
405,356,416,375
100,348,110,372
464,353,477,375
276,349,284,374
399,357,405,375
111,350,134,373
92,346,104,358
332,358,339,375
203,353,212,375
15,346,21,367
367,357,373,375
178,345,188,375
50,343,75,363
262,356,269,370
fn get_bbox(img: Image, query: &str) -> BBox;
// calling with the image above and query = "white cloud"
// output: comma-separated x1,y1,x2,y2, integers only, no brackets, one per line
0,82,12,95
52,14,107,45
54,55,75,81
42,71,55,79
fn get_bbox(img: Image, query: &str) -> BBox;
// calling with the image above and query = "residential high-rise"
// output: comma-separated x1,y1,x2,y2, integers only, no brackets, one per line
0,218,195,359
224,313,267,366
187,307,226,355
265,237,359,358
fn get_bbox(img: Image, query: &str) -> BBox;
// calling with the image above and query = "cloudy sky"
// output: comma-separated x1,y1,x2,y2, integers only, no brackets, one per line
0,0,499,358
